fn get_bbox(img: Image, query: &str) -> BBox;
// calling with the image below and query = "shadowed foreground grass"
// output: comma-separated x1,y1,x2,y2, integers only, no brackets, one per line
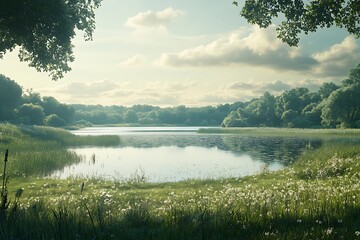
0,125,359,239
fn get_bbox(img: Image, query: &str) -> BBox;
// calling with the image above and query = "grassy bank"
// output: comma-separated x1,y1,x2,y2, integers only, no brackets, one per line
0,125,359,239
0,124,120,176
198,127,360,139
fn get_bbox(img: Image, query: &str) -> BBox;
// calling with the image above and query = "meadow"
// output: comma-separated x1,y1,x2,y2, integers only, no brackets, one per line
0,124,359,239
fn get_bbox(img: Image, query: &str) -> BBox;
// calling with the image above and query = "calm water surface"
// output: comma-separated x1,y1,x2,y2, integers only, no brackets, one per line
50,127,322,182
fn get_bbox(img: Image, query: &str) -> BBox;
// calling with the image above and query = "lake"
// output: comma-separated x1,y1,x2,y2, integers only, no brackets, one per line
50,127,322,182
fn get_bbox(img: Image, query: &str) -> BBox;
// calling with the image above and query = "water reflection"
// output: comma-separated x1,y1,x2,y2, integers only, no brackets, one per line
220,136,322,165
49,128,324,182
119,134,322,165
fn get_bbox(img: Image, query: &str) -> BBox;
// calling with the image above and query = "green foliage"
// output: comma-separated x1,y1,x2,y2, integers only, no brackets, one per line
41,96,74,123
0,124,81,176
0,124,120,176
0,77,74,126
21,90,42,106
44,114,66,127
222,64,360,129
321,64,360,128
17,125,120,147
221,111,243,127
318,82,340,100
222,88,322,128
321,85,360,128
72,103,235,126
234,0,360,46
0,0,102,80
124,110,138,123
0,75,22,121
16,103,45,125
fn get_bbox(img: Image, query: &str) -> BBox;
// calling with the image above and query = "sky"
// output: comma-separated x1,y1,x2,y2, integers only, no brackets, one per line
1,0,360,107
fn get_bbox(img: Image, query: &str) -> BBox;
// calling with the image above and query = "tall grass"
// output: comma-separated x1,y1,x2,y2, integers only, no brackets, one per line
0,124,120,177
18,125,121,147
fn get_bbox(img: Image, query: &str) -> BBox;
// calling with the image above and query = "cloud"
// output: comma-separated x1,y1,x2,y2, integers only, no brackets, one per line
223,80,293,98
125,95,181,106
197,94,241,105
225,81,254,90
120,55,145,67
312,36,360,76
296,79,323,91
165,82,197,92
125,7,184,31
107,81,196,106
261,80,292,92
56,80,122,99
157,25,317,71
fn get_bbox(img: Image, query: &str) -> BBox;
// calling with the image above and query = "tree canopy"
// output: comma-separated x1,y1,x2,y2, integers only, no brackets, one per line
222,64,360,128
322,64,360,128
0,0,102,80
0,74,22,121
233,0,360,46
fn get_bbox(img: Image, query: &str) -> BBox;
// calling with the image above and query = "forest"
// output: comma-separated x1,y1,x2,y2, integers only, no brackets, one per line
222,64,360,128
1,64,360,129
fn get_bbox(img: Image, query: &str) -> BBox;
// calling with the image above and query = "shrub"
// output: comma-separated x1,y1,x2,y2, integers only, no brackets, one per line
44,114,66,127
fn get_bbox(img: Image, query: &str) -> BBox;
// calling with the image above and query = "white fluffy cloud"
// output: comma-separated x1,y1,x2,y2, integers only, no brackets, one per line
157,25,316,71
224,80,292,96
157,25,360,80
41,79,200,106
55,80,119,98
120,55,145,67
125,7,184,31
109,81,196,106
312,36,360,76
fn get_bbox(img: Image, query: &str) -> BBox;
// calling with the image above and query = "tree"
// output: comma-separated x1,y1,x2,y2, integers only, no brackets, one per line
0,74,22,121
157,110,177,124
233,0,360,46
275,88,319,127
301,102,323,127
321,84,360,128
41,96,74,123
22,90,42,105
221,110,244,127
17,103,45,125
321,64,360,128
44,114,66,127
245,92,278,126
276,88,311,114
342,63,360,86
318,82,340,100
124,110,138,123
0,0,102,80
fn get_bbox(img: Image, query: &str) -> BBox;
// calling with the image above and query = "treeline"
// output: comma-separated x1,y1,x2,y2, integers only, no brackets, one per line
0,74,240,127
72,103,240,126
0,75,74,127
1,63,359,128
222,64,360,128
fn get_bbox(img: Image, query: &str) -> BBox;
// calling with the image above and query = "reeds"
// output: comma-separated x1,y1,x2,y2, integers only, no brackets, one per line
0,124,120,177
